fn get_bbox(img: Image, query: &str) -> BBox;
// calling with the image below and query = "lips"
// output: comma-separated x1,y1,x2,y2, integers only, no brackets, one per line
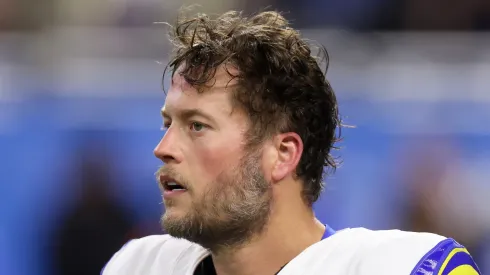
159,175,187,191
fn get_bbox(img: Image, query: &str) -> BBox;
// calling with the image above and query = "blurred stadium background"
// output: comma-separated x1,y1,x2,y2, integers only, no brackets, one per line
1,0,490,274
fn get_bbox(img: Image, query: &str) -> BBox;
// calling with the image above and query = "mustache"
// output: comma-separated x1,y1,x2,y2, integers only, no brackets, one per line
155,165,189,189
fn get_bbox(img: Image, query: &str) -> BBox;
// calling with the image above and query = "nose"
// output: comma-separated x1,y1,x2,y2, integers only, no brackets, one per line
154,127,183,164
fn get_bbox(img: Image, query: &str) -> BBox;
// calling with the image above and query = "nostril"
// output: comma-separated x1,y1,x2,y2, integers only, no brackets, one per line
162,155,176,164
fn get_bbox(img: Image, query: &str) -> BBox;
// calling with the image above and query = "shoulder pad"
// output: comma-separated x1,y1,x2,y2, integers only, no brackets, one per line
411,238,481,275
353,230,446,274
101,235,207,275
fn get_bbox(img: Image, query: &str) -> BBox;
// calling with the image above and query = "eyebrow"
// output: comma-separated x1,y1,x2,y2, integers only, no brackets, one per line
161,108,218,125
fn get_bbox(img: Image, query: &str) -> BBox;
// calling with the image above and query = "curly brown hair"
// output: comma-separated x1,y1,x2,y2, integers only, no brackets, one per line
164,9,342,206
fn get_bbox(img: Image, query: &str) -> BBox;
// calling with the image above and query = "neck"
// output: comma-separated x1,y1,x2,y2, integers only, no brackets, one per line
210,196,325,275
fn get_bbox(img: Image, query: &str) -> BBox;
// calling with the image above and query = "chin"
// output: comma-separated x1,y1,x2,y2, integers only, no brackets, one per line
163,205,188,220
161,210,194,236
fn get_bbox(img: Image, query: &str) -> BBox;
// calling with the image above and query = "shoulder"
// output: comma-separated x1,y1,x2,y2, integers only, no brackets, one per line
342,228,481,275
101,235,208,275
408,237,481,275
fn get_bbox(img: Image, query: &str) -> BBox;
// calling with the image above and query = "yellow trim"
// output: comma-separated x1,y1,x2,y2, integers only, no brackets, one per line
437,248,470,275
447,265,479,275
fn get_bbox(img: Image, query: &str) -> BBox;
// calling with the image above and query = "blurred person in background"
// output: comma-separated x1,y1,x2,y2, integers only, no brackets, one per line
101,9,481,275
373,0,490,30
0,0,54,31
400,137,490,274
402,0,490,31
51,141,134,275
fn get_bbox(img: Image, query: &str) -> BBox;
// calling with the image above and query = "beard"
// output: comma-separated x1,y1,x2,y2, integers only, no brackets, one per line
158,151,272,252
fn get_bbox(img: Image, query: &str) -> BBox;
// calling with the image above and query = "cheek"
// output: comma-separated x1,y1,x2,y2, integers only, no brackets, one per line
193,139,243,180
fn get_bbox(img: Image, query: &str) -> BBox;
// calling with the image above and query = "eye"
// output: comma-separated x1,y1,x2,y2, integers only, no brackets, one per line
161,121,171,131
190,121,206,132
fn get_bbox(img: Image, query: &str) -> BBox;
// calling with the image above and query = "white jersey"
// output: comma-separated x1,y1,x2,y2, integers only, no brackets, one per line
102,228,481,275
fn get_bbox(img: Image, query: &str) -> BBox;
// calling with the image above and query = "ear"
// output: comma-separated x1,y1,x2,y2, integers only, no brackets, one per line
271,132,303,182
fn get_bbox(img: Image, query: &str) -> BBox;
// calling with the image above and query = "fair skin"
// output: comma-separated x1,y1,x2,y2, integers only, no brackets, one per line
154,67,325,275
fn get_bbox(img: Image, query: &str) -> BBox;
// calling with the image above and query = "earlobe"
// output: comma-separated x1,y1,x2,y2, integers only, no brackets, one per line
271,133,303,182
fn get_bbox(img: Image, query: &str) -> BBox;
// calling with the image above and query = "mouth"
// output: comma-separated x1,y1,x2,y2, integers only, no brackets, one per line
163,181,187,191
159,175,188,197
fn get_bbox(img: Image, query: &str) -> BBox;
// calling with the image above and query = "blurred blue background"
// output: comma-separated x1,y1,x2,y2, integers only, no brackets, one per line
1,0,490,274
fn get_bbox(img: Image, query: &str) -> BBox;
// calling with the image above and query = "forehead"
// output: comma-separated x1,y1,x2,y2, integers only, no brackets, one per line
164,66,239,114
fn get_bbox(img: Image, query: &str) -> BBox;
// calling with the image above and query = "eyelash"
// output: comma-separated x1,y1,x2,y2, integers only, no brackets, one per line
160,121,208,132
161,122,171,131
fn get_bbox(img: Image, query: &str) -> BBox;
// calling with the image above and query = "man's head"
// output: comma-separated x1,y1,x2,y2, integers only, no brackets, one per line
154,10,341,250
